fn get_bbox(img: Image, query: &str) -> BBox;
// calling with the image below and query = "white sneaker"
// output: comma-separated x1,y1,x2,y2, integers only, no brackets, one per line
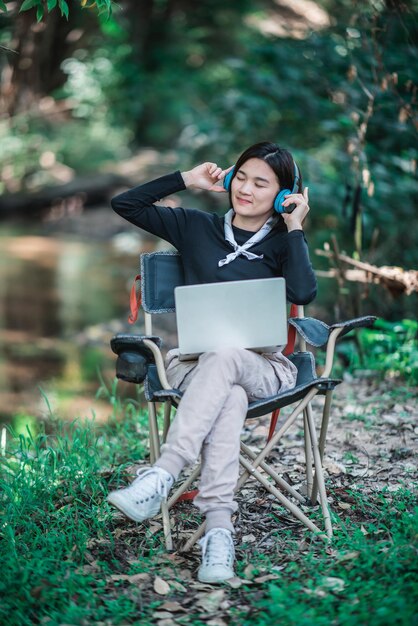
198,528,235,583
107,466,174,522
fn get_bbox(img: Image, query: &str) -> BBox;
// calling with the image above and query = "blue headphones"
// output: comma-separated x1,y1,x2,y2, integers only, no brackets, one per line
223,160,300,214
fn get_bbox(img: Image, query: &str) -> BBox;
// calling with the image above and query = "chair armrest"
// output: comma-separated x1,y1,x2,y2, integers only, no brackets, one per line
329,316,377,337
110,333,162,357
110,334,163,384
288,316,377,348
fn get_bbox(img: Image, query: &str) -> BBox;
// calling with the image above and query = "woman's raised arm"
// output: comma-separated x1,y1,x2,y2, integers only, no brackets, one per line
181,163,232,192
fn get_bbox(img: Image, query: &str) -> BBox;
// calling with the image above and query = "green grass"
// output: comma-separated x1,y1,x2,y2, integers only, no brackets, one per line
1,400,417,625
238,491,418,626
0,404,153,626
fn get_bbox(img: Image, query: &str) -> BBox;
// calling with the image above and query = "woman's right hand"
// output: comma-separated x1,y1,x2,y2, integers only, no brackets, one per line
181,163,233,193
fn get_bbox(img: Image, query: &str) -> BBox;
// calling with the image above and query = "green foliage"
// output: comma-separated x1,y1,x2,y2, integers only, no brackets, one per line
337,318,418,383
0,0,114,20
0,110,131,194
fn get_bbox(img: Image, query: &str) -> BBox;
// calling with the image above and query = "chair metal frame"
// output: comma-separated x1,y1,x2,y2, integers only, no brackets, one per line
111,251,376,551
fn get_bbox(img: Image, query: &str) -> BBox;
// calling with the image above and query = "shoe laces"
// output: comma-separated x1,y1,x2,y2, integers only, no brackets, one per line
199,528,235,567
132,467,173,500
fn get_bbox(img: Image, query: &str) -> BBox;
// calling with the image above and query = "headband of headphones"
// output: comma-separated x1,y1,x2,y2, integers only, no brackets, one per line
223,159,300,214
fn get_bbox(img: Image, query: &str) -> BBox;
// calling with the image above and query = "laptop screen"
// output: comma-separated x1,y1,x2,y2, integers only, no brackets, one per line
174,277,288,359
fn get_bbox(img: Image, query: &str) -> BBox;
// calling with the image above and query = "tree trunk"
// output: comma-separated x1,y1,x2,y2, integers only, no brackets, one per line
1,6,87,116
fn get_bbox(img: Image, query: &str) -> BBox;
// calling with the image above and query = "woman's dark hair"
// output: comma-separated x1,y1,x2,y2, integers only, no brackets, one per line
228,142,302,209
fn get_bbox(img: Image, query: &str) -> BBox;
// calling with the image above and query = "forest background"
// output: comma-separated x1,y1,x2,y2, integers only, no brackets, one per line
1,0,417,275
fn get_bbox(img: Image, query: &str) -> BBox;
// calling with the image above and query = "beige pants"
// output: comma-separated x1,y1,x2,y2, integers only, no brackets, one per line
155,347,297,532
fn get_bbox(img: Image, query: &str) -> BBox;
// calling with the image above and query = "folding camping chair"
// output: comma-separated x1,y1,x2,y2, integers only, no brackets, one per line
110,251,376,550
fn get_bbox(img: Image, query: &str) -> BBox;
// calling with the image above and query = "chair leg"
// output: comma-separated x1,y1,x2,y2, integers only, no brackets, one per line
162,400,172,443
305,402,333,539
161,500,173,551
311,390,333,503
319,390,333,458
238,455,327,539
147,401,160,464
303,408,314,499
153,400,202,550
181,451,329,554
236,387,318,492
240,441,305,503
148,401,174,549
181,520,205,552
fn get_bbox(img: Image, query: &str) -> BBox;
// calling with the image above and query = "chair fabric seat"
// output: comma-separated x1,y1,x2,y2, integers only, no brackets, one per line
144,351,341,418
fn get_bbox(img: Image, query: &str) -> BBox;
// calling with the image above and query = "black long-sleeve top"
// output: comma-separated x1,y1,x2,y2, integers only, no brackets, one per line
111,171,317,305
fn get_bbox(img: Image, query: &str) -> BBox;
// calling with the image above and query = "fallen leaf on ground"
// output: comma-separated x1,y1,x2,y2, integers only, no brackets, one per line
320,576,346,592
149,522,163,534
225,576,246,588
109,573,150,584
304,586,327,598
253,574,280,583
160,601,187,612
338,502,352,510
219,599,231,610
154,576,171,595
169,580,187,592
190,581,217,590
196,589,225,612
178,568,193,580
243,564,257,579
337,551,360,562
324,460,346,475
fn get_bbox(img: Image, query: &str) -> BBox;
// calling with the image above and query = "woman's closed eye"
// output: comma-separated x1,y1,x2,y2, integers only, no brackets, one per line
237,176,266,189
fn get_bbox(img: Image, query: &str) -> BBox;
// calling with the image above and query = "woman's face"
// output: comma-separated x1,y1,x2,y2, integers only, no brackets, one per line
231,158,280,225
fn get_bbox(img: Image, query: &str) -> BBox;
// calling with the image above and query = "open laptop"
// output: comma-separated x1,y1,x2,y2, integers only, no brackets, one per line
174,277,288,360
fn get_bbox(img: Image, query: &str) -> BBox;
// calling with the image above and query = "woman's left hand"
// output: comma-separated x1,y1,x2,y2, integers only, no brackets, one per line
281,187,310,232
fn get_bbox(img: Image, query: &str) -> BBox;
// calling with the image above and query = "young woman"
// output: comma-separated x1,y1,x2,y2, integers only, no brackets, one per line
108,142,317,583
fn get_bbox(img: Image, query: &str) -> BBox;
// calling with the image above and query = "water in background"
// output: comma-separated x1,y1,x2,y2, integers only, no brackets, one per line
0,220,176,433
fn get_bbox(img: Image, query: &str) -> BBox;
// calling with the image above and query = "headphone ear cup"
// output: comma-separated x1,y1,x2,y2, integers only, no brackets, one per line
274,189,291,213
223,167,235,191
